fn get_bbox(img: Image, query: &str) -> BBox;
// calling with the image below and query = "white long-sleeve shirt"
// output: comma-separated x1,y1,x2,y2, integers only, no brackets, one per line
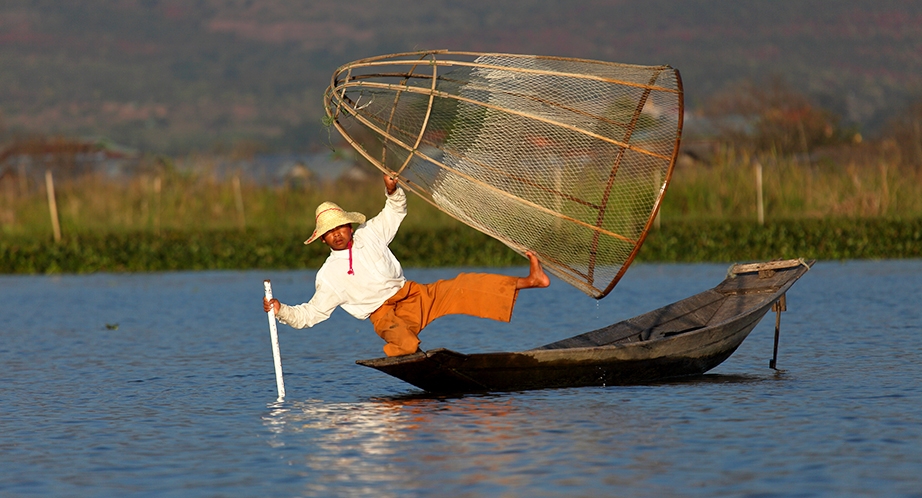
276,187,407,328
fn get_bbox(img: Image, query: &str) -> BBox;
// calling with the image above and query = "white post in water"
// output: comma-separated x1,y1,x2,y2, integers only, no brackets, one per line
263,280,286,400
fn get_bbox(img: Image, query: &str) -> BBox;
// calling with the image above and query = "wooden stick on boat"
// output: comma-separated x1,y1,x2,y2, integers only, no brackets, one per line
769,293,787,370
263,280,286,400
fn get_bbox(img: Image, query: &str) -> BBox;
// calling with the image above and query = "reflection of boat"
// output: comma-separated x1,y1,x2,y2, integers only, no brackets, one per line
357,259,813,394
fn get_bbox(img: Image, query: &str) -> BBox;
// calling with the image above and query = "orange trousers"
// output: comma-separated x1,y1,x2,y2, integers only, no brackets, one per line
369,273,519,356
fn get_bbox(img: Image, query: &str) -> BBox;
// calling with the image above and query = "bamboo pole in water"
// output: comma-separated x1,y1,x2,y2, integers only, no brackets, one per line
45,170,62,243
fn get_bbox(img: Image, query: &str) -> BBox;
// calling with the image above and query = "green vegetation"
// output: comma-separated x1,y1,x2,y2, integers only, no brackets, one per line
0,227,521,274
2,218,919,274
640,219,922,262
2,140,921,274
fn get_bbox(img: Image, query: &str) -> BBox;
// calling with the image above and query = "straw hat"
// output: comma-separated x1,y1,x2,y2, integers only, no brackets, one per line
304,201,366,244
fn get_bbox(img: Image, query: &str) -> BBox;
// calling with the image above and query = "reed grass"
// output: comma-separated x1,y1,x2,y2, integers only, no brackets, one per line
662,145,922,221
0,162,461,238
2,144,921,273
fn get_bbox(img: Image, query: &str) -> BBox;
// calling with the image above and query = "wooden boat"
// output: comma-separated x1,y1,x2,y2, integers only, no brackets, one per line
357,259,814,393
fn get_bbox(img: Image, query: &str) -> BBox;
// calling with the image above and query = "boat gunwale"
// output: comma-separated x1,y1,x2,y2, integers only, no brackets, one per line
523,264,809,355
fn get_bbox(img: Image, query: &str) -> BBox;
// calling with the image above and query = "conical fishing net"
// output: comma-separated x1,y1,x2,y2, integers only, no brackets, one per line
324,50,683,298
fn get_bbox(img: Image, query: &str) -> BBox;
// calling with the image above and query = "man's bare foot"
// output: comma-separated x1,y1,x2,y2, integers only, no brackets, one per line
516,251,551,289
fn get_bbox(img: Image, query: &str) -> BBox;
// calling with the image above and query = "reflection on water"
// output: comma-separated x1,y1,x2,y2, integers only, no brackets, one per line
260,384,759,495
263,399,410,494
263,395,558,493
2,261,921,496
259,370,786,494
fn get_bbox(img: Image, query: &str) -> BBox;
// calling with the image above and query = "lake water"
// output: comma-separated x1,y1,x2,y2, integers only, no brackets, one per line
2,260,921,497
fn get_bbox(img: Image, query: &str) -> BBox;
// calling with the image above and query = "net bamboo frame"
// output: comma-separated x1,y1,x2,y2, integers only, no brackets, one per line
324,50,684,298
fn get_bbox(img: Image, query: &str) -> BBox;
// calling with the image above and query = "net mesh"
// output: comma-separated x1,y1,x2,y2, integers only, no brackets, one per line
324,50,683,298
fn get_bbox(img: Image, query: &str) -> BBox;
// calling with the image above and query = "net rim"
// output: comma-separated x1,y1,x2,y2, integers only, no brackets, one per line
324,50,685,299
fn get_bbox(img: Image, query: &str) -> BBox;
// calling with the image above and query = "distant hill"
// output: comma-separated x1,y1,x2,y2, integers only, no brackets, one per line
1,0,920,154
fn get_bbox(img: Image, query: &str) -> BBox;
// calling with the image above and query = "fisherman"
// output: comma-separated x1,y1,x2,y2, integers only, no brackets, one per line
263,173,550,357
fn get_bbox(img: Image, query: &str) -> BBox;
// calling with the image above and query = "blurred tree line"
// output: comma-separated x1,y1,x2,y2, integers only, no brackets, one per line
699,76,921,169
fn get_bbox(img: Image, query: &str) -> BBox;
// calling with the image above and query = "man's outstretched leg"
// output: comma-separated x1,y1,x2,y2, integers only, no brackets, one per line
516,251,551,290
369,252,549,357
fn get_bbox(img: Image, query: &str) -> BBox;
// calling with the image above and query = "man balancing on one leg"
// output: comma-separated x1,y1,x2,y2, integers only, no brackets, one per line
264,173,550,357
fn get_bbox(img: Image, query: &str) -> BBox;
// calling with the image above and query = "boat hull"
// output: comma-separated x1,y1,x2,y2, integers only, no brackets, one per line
358,259,813,393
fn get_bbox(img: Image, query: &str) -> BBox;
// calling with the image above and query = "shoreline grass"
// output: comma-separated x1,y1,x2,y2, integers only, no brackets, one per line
3,218,919,274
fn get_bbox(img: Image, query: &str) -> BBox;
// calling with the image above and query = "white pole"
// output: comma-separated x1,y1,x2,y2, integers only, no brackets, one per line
264,280,286,400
